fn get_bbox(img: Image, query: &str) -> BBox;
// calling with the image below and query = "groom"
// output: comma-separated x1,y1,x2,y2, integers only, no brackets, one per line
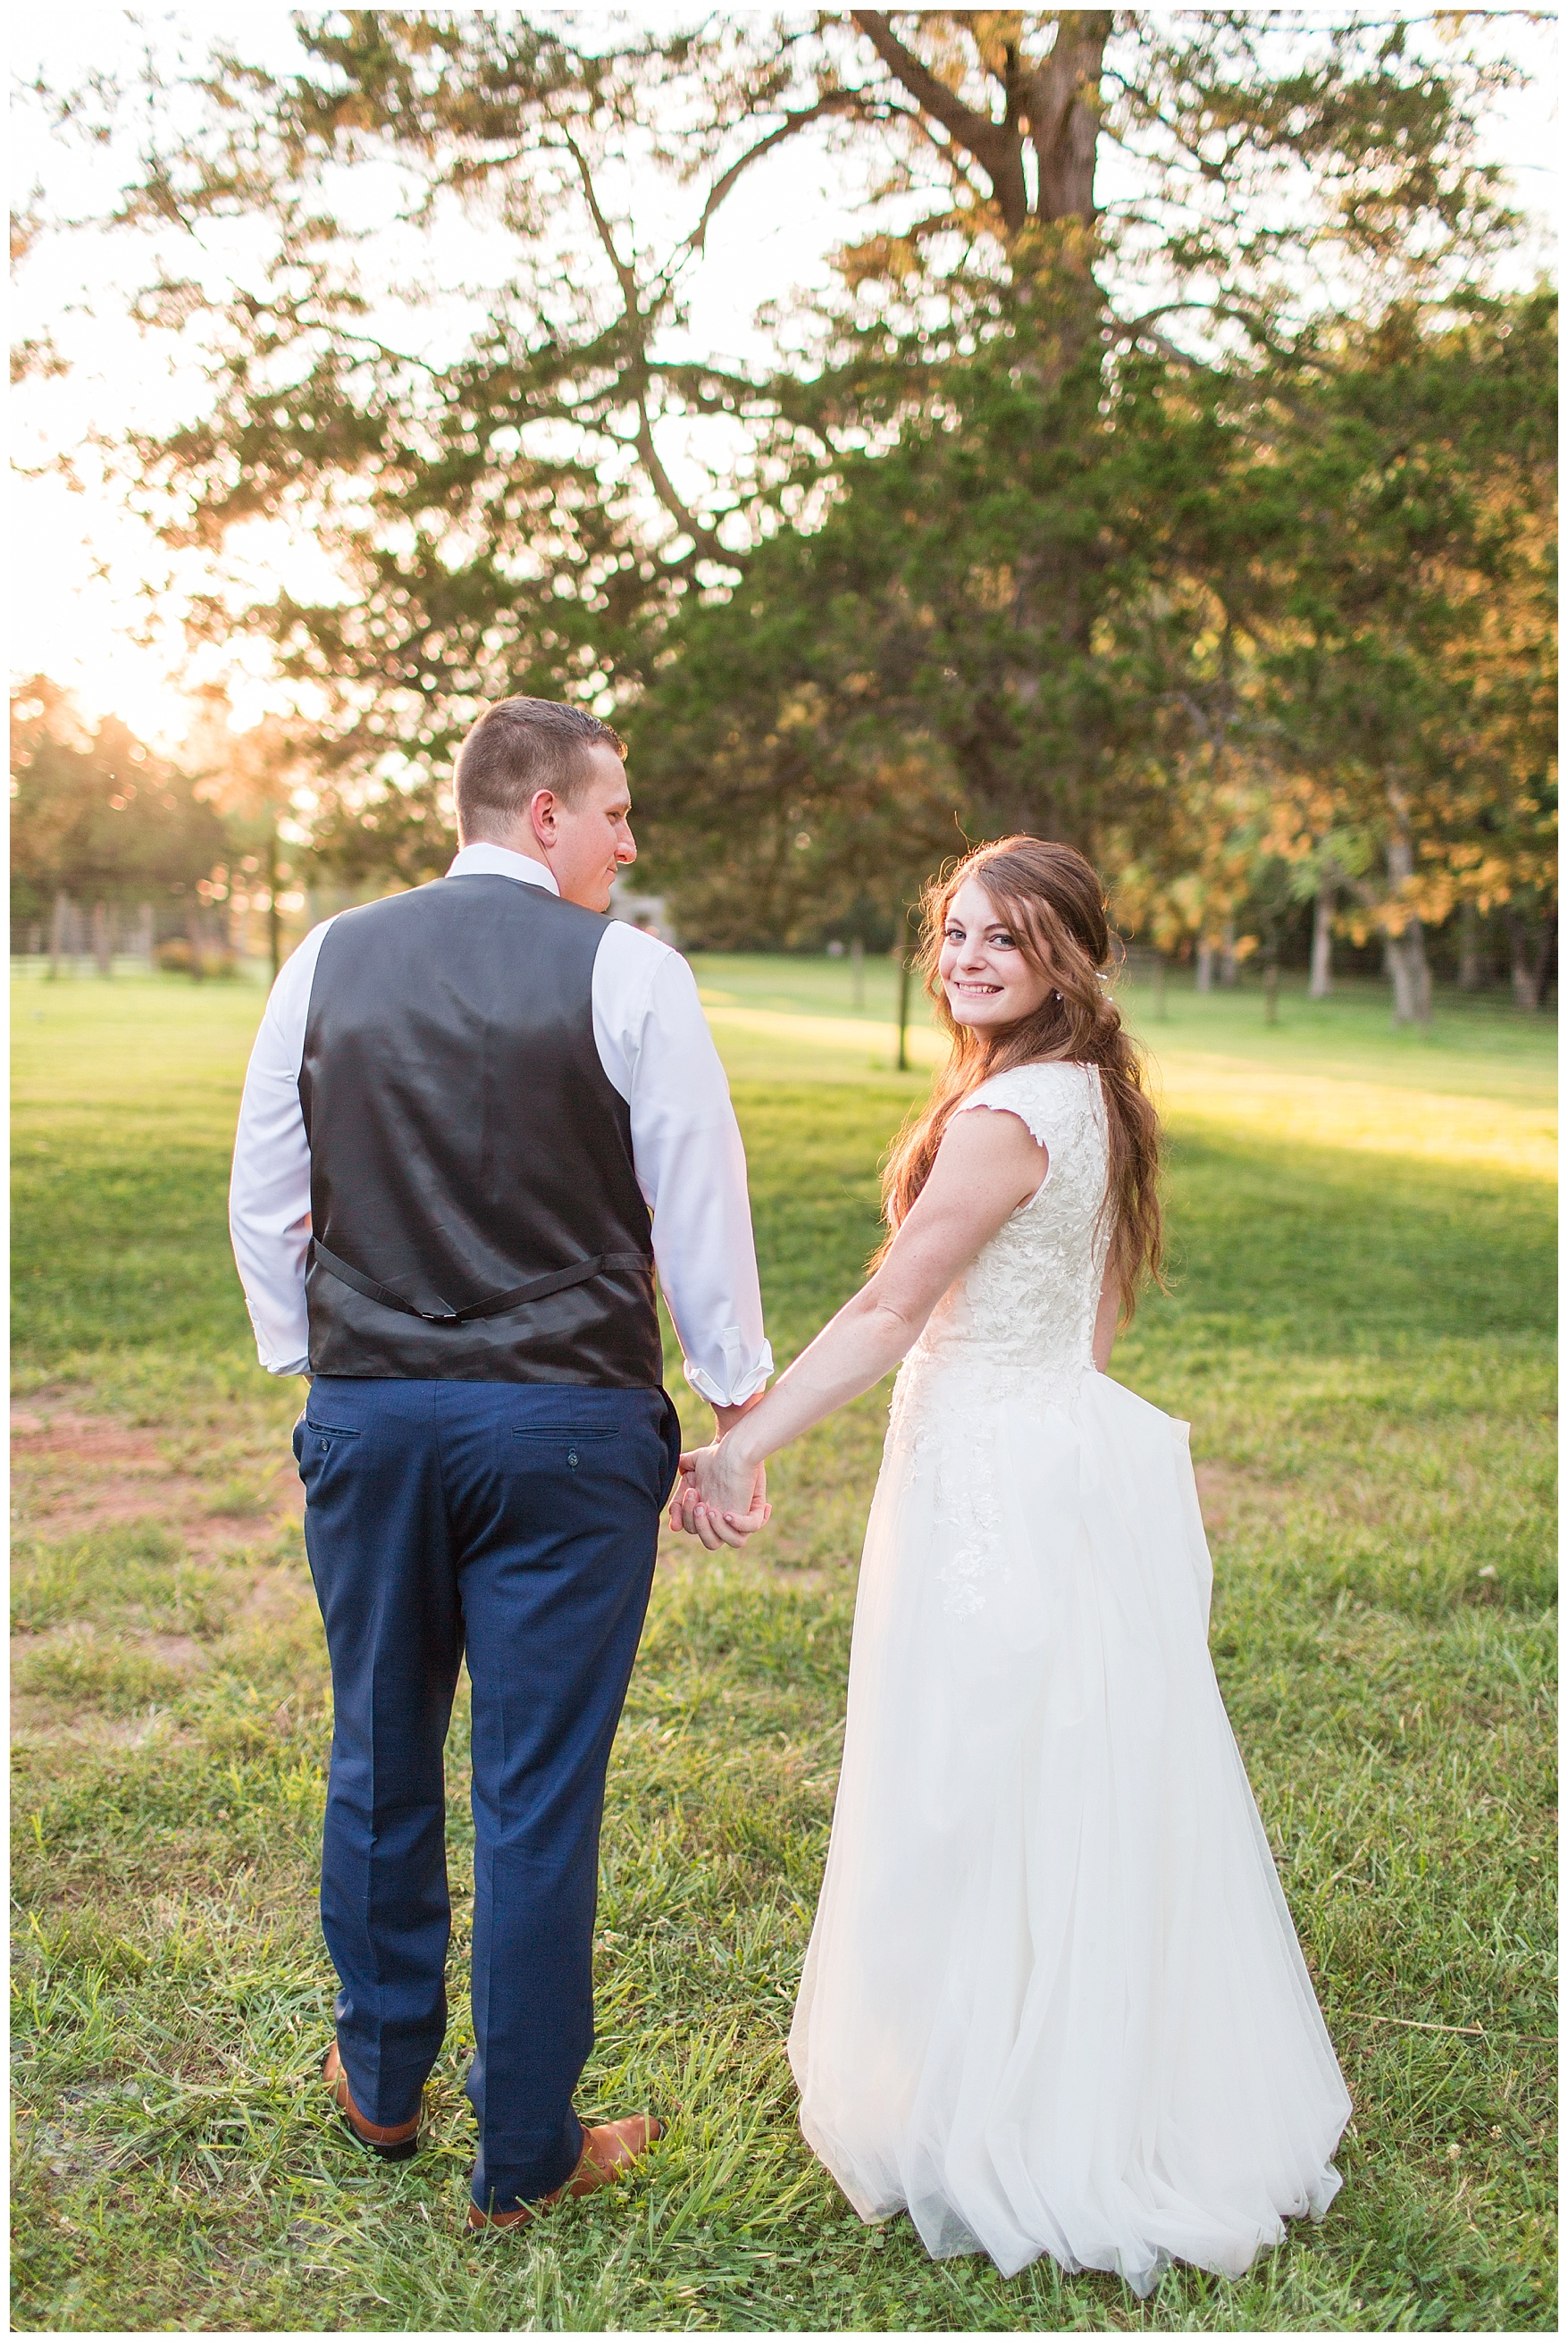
229,696,773,2226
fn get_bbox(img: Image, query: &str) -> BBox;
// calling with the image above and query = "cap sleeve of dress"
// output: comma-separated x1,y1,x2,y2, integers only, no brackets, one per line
956,1061,1102,1162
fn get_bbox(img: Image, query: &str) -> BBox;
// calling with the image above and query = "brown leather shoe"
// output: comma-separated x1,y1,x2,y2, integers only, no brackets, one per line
466,2115,664,2230
323,2040,422,2162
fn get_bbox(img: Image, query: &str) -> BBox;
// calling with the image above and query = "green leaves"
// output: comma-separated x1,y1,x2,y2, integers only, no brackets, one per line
25,13,1551,967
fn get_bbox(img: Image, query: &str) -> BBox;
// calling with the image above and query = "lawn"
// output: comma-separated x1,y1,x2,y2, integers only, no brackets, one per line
10,956,1557,2332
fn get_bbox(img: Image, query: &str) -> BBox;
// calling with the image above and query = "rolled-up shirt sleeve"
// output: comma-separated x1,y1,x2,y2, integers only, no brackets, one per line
228,924,330,1375
595,928,773,1409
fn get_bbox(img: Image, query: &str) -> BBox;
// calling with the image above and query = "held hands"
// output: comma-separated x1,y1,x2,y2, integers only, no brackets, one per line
668,1434,771,1549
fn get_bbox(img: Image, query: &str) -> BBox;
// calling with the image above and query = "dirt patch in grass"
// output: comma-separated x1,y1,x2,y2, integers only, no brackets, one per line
138,1631,208,1667
1192,1457,1294,1541
11,1403,303,1561
11,1405,317,1747
7,1690,191,1750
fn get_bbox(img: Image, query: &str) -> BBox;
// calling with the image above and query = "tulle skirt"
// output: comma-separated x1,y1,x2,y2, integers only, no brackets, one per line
788,1365,1351,2294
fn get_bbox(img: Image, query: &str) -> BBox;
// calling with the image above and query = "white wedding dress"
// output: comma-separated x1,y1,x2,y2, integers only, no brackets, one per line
789,1061,1351,2295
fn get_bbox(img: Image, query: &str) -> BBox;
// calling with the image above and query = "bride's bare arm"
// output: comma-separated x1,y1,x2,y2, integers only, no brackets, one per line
675,1105,1047,1540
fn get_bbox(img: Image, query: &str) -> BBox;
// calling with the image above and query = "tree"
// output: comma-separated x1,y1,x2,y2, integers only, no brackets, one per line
179,693,313,978
1254,290,1557,1021
10,678,230,936
631,316,1282,941
33,9,1528,902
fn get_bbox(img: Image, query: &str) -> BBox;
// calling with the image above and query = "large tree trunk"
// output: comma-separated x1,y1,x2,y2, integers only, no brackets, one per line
1386,813,1430,1027
1507,914,1530,1005
852,13,1111,235
1308,881,1334,998
1533,907,1556,1007
1456,901,1484,990
1388,922,1431,1025
1220,919,1238,987
1027,13,1113,223
1195,940,1214,993
1505,907,1551,1009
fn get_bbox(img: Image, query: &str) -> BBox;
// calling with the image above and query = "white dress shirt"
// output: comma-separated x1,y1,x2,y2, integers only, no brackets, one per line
228,843,773,1407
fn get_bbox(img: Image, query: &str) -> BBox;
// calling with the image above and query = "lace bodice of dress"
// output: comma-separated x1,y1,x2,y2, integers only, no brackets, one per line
893,1061,1111,1427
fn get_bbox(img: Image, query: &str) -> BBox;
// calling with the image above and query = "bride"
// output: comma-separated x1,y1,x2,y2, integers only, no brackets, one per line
672,836,1351,2295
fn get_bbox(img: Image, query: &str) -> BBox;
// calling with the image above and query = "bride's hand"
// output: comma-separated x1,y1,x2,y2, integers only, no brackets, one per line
667,1438,770,1548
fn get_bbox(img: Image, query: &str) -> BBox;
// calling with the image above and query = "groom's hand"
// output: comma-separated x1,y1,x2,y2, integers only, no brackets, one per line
668,1440,769,1549
666,1389,771,1549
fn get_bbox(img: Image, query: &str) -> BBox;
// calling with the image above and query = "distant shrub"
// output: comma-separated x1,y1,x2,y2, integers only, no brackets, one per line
155,937,239,979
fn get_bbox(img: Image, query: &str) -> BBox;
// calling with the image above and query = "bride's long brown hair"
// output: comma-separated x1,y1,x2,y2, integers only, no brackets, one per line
880,836,1165,1318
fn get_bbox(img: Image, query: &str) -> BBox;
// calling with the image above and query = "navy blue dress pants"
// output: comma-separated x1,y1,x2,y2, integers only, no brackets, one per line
294,1377,680,2212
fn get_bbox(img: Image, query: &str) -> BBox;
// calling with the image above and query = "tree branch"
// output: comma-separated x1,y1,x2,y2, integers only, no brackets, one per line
850,12,1027,231
671,88,873,272
633,392,730,569
551,122,729,560
883,102,992,208
555,122,641,312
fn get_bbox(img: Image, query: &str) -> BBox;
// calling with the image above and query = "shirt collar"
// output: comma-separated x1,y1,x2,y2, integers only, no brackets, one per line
446,842,559,895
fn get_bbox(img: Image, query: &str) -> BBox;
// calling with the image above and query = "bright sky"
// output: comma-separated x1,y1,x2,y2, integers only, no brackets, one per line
8,6,1558,750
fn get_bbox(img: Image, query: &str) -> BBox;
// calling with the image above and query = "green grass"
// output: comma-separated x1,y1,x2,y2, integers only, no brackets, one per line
10,959,1557,2331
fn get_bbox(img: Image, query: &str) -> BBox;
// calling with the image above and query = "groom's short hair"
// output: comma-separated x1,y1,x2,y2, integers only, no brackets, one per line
455,697,627,835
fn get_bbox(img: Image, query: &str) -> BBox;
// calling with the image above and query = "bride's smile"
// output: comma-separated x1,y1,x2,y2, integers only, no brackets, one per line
938,873,1054,1029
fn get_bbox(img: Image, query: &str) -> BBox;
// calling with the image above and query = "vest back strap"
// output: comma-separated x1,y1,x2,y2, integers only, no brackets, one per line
311,1238,650,1326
